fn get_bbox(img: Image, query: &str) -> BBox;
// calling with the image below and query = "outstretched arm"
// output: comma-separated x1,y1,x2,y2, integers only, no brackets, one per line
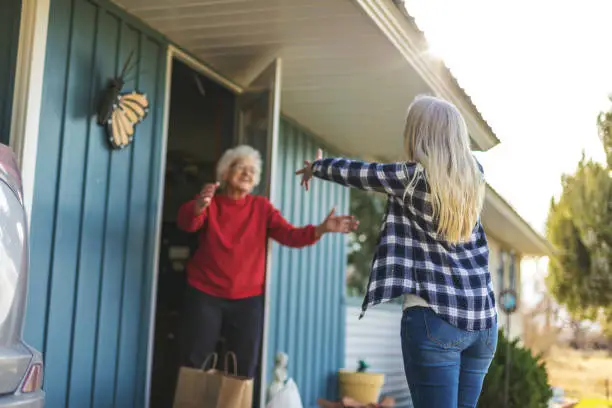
296,149,415,197
268,206,358,248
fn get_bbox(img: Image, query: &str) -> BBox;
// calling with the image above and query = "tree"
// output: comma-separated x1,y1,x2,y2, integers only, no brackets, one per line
597,102,612,168
346,189,386,296
545,102,612,321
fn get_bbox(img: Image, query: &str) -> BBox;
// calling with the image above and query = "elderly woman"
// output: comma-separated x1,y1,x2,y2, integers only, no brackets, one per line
177,145,358,377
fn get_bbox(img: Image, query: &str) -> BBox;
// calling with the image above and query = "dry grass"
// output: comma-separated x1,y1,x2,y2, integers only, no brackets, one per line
544,346,612,401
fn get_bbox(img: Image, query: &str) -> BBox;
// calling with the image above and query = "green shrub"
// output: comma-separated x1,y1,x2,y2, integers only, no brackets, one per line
478,330,553,408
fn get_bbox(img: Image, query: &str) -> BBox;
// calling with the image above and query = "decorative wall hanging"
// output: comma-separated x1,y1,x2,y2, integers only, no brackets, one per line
97,50,149,150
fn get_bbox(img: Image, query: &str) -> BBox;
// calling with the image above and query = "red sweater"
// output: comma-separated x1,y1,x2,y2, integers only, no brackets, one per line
177,194,319,299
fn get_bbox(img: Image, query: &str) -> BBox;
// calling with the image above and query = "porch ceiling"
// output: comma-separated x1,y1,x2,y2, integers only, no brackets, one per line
113,0,490,160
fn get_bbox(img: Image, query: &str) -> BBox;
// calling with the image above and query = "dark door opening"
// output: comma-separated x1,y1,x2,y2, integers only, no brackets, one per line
149,58,236,408
0,0,22,145
150,55,281,408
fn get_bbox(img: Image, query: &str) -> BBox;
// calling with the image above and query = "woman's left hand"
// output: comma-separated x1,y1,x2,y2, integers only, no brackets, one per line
315,208,359,238
296,149,323,191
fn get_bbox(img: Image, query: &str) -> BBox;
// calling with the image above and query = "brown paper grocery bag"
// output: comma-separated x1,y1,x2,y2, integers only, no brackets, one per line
216,352,253,408
173,353,222,408
173,352,253,408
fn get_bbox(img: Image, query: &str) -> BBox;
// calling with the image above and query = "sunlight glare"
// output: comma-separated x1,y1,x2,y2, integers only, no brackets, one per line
423,37,447,61
403,0,609,233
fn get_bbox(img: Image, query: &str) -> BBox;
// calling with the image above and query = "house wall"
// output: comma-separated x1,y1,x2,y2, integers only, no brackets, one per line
24,1,349,407
268,119,350,406
0,0,22,144
488,236,523,340
24,1,167,407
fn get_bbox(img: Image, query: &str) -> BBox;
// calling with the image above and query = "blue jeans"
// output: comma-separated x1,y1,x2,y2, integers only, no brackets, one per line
401,307,497,408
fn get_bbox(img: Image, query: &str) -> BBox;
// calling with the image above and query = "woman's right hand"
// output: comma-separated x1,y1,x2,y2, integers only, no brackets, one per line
296,148,323,191
194,182,220,215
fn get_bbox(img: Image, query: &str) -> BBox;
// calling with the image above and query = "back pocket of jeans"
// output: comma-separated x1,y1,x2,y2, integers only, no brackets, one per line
423,309,471,349
486,327,499,354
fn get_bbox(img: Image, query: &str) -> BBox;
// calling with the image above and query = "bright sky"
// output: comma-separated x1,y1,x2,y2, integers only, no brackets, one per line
404,0,608,234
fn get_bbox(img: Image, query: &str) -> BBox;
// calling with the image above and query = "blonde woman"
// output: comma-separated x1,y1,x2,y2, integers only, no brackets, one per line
297,95,497,408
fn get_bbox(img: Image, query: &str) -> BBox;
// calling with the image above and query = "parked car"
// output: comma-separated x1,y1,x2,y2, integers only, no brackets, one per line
0,144,44,407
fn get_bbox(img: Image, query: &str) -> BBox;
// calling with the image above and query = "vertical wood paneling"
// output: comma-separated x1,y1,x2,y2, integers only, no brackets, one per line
134,35,167,408
0,0,21,145
25,0,72,355
302,134,316,400
295,132,308,394
108,24,142,407
67,8,113,406
25,1,167,407
333,182,348,393
42,2,98,406
90,19,137,408
114,34,163,408
267,119,349,407
317,160,332,401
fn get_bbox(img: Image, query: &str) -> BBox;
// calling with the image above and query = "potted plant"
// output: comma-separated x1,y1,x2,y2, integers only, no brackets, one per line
338,360,385,404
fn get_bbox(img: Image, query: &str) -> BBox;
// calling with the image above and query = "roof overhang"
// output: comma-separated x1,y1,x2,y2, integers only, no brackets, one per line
114,0,499,160
482,184,552,257
376,0,549,256
113,0,545,256
357,0,500,152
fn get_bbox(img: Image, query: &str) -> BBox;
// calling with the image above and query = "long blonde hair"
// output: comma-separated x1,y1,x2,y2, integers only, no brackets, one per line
403,95,485,244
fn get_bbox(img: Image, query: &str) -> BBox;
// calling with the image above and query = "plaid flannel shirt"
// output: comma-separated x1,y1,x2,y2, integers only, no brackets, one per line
312,158,497,331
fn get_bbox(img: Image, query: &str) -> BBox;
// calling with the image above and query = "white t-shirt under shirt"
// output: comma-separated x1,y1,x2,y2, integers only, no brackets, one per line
402,294,430,310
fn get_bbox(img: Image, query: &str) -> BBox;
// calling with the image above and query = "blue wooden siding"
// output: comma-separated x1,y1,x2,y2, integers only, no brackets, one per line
267,119,350,406
0,0,21,144
25,0,167,407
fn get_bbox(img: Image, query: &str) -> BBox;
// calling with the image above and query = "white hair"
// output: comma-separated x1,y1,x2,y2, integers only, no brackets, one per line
403,95,485,244
216,145,263,186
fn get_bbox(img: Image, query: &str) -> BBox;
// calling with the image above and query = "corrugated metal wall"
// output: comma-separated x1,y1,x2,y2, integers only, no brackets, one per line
24,0,167,407
0,0,21,145
267,119,350,407
345,302,413,408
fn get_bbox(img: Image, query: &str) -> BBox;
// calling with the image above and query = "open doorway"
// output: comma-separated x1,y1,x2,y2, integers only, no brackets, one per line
150,52,281,408
149,57,236,407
